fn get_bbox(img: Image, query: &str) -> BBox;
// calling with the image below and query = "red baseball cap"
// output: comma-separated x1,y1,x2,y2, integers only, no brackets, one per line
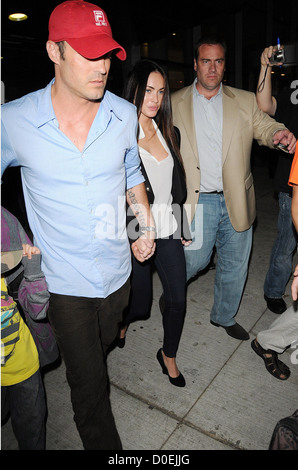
48,0,126,60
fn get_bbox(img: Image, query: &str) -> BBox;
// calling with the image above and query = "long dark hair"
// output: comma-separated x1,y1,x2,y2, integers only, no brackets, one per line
123,59,184,169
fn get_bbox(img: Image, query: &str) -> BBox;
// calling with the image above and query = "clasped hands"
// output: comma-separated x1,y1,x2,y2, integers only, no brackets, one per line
131,233,156,262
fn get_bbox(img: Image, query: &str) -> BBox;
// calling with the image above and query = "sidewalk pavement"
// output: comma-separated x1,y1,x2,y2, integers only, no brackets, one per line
2,163,297,451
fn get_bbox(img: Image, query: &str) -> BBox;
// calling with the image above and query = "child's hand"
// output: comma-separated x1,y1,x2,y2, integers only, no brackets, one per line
22,244,40,259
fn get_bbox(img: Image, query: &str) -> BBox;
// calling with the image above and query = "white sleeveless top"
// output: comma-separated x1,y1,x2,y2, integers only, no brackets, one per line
138,121,177,238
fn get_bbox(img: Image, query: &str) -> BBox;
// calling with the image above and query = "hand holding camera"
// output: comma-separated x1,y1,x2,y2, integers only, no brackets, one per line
261,41,285,66
257,42,285,94
269,46,285,66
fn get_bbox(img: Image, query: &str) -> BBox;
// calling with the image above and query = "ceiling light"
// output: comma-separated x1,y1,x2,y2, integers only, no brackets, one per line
9,13,28,21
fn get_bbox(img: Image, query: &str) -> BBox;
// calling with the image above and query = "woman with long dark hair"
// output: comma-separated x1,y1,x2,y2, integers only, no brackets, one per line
120,60,191,387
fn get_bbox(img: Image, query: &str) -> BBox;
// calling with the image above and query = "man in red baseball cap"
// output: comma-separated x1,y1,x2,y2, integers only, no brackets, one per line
48,0,126,60
2,0,155,451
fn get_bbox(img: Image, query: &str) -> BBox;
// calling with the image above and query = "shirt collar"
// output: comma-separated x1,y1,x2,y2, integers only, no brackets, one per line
138,119,158,139
193,79,223,101
102,90,123,122
35,80,122,128
35,79,56,128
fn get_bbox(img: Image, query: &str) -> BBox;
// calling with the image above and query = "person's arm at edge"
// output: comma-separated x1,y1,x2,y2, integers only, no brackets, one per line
126,182,156,262
291,185,298,233
291,186,298,300
290,148,298,300
256,46,278,116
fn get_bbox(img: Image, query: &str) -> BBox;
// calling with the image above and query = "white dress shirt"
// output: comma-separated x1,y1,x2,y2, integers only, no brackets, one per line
139,121,177,238
193,81,223,192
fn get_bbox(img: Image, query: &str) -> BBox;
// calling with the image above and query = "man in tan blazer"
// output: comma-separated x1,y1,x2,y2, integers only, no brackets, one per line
171,36,296,340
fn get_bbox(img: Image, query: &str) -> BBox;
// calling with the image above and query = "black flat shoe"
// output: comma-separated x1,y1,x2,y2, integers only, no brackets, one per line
264,295,287,314
156,349,186,387
211,321,249,340
117,336,126,348
117,326,128,349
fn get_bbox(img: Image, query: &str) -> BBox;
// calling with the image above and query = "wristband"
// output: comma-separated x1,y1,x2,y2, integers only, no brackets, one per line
140,226,156,233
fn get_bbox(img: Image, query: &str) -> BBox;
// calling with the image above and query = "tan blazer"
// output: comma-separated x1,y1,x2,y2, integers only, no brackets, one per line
171,83,287,232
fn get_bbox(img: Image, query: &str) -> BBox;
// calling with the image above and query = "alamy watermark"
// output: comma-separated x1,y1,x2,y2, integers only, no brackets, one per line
290,80,298,105
290,339,298,365
94,199,203,249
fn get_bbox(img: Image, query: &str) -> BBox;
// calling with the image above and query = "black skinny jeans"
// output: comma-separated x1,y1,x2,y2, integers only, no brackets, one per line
123,236,186,357
48,279,130,450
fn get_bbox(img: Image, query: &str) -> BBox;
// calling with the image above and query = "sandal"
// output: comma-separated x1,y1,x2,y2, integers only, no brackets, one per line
251,339,291,380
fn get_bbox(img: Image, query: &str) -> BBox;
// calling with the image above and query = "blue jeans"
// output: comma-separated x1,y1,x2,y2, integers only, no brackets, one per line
184,193,252,326
264,192,297,299
1,370,46,450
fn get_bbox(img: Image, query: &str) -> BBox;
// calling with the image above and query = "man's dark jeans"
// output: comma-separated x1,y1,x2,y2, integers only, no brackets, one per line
48,279,130,450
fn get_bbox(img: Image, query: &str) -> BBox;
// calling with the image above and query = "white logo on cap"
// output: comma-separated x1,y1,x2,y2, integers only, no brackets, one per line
94,10,107,27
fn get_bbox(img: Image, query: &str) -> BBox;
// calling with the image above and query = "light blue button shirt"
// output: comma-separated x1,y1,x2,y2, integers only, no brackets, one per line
1,79,144,298
193,81,223,192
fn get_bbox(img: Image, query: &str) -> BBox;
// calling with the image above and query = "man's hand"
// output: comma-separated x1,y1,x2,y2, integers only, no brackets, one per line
273,129,296,154
131,234,156,262
292,264,298,301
